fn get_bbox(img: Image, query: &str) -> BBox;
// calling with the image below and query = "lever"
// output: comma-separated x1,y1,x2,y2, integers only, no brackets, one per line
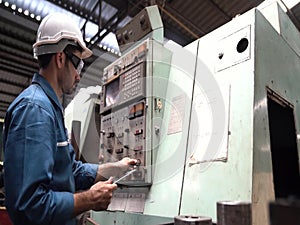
113,169,136,184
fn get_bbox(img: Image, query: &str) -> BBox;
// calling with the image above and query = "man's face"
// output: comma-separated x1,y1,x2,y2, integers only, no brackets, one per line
62,50,82,95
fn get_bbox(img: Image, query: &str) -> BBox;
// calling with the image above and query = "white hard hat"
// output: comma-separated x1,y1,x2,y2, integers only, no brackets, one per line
33,13,93,59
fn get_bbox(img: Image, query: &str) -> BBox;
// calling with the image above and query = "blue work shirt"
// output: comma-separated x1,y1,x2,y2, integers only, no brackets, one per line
3,73,98,225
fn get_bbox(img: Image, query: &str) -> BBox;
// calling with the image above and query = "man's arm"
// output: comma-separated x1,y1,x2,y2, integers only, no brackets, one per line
71,158,136,216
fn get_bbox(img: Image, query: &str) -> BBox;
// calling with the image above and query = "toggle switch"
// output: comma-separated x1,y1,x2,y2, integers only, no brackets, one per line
107,132,115,138
124,128,130,133
134,146,143,151
116,148,124,154
136,158,141,166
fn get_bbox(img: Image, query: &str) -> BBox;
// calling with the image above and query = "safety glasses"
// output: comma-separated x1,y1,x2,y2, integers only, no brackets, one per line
64,50,84,75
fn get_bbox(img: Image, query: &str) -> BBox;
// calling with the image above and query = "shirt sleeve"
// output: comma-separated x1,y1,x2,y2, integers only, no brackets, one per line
72,156,99,191
4,102,74,225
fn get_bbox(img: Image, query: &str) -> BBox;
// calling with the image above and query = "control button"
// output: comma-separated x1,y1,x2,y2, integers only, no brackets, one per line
135,129,143,135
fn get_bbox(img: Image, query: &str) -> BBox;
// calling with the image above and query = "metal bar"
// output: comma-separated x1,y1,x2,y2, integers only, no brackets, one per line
0,44,35,61
283,0,300,32
0,79,29,89
161,4,206,36
88,0,143,49
80,0,100,42
87,10,120,47
113,169,137,184
0,52,38,69
0,102,9,107
158,5,200,39
0,64,33,78
46,0,98,24
0,32,33,53
0,107,8,114
206,0,231,20
99,0,103,28
0,58,36,74
0,20,35,45
0,7,38,32
0,90,18,98
102,0,128,10
0,93,16,103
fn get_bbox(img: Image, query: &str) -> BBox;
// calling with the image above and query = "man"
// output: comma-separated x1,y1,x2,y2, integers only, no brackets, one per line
3,13,136,225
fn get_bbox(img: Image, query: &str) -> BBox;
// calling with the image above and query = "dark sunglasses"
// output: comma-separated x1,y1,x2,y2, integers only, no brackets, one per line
64,50,84,75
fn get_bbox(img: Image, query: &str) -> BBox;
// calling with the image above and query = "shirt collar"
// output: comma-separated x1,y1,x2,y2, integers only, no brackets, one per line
31,73,64,112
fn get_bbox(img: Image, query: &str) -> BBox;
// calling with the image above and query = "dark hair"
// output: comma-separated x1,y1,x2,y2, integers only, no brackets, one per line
37,53,54,69
65,44,82,54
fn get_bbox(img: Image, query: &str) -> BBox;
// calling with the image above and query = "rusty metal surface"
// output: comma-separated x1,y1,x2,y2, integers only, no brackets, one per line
174,215,212,225
217,201,251,225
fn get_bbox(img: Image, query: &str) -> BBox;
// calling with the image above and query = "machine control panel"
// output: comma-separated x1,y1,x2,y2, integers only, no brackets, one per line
100,100,150,185
100,43,148,114
103,42,147,82
99,39,171,187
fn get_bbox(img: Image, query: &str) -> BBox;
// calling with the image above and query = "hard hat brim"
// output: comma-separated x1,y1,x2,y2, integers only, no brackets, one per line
33,38,93,59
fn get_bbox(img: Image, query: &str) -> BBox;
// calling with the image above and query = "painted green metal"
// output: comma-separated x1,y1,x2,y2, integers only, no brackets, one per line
91,211,173,225
180,8,256,222
180,2,300,225
143,40,198,217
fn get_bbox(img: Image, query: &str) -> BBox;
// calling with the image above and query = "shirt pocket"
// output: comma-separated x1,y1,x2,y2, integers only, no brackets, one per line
52,141,75,191
55,140,73,170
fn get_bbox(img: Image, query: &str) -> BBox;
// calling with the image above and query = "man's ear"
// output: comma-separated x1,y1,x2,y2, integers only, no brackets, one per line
55,52,65,69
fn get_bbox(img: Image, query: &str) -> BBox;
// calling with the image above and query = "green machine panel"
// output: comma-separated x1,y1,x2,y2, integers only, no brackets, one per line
180,2,300,225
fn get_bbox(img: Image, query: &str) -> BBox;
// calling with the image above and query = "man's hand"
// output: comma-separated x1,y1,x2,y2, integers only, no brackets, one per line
95,157,137,182
89,179,117,211
73,180,117,216
116,157,138,174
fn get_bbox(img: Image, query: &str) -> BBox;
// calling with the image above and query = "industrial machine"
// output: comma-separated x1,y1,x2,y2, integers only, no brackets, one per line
68,1,300,224
65,86,102,163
